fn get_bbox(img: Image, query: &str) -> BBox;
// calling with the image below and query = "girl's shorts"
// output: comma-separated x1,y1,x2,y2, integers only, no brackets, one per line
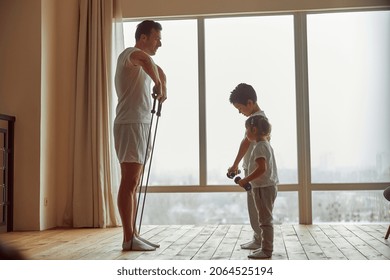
114,123,151,164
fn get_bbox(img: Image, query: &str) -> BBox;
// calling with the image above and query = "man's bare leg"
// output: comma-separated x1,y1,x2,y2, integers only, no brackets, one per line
117,162,154,251
132,193,160,248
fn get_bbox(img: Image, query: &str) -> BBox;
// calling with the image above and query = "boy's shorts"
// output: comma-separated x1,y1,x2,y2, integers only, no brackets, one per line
114,123,151,164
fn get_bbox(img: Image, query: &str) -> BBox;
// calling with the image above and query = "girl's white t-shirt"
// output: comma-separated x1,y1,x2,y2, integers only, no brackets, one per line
248,140,279,188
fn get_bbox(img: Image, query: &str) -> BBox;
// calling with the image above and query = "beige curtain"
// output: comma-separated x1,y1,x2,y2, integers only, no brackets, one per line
65,0,123,228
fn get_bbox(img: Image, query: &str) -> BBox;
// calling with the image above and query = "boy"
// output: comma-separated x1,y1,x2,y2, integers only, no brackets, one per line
228,83,267,250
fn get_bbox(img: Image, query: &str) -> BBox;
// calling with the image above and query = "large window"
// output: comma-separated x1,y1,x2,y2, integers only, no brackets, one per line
307,11,390,183
123,16,298,187
123,20,199,185
307,10,390,222
141,192,299,224
121,9,390,224
204,15,298,185
312,190,389,223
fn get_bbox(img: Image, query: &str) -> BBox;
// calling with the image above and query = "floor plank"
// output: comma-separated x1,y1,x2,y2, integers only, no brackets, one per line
192,225,229,260
281,224,308,259
294,225,328,260
306,225,347,260
211,225,241,260
332,225,387,260
319,224,367,260
344,224,390,259
230,225,253,260
1,224,389,260
272,225,288,260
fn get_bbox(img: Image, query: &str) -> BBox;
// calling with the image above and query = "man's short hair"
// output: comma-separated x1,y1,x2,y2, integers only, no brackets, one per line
135,20,162,41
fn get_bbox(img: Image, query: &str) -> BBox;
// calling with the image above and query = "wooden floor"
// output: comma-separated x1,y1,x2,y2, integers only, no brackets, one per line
0,224,389,260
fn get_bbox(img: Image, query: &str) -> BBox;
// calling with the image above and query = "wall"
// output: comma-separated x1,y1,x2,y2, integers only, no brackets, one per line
0,0,42,230
121,0,390,18
40,0,79,229
51,0,79,228
40,0,56,230
0,0,79,230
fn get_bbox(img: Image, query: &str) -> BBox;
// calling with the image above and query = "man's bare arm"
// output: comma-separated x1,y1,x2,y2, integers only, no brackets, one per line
130,50,162,97
228,137,251,173
156,65,167,102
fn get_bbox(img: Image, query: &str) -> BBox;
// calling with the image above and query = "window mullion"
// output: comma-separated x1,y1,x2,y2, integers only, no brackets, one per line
198,17,207,187
294,12,312,224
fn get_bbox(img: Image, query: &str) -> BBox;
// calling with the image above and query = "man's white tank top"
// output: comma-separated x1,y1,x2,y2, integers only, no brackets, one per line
114,47,152,124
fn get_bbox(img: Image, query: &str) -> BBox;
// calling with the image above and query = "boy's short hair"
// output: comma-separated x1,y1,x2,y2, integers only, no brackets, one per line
229,83,258,105
135,20,162,41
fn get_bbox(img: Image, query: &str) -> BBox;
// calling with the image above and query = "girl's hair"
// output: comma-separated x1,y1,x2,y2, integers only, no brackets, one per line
229,83,258,105
245,115,271,137
135,20,162,41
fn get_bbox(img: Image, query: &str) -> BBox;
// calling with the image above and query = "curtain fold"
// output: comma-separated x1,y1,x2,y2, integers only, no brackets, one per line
66,0,123,228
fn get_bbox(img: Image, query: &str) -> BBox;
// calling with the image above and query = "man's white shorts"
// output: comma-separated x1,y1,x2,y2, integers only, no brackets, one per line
114,123,151,164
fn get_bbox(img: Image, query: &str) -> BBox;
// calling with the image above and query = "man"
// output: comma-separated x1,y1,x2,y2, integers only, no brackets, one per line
114,20,167,251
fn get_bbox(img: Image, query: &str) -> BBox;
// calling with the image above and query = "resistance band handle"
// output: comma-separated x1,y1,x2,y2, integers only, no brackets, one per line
151,93,158,114
157,102,162,117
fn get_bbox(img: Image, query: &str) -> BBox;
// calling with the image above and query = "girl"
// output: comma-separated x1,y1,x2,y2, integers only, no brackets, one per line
237,115,278,259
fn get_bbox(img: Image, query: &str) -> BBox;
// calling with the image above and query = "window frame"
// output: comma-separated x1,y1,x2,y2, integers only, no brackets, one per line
121,8,390,225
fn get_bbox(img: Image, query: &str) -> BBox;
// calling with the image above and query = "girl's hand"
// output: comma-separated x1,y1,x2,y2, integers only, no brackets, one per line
238,178,249,189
